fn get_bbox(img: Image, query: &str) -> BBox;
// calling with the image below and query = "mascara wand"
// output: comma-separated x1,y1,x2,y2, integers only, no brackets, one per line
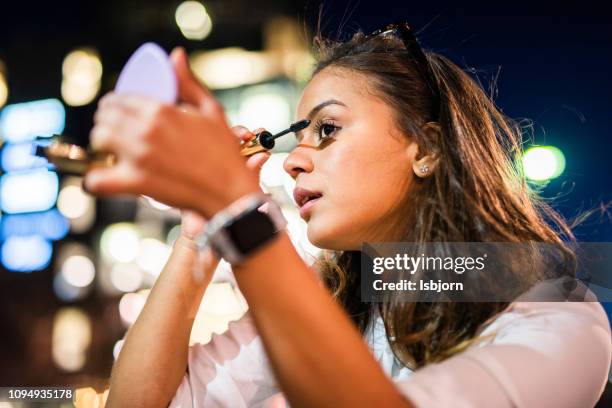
240,119,310,157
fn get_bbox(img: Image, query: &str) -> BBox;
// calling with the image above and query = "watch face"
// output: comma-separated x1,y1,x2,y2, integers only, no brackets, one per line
226,209,277,254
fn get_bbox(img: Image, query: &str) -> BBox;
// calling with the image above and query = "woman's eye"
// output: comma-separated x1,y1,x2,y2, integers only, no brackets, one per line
318,123,339,141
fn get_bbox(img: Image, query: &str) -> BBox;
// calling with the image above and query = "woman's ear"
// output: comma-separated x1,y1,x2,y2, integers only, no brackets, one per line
412,122,441,178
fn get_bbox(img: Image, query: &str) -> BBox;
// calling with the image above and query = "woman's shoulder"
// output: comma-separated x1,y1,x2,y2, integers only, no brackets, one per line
469,301,611,406
479,301,611,344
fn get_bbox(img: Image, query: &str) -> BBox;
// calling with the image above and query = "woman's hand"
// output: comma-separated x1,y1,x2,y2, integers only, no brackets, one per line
178,125,271,282
180,125,272,241
84,48,262,219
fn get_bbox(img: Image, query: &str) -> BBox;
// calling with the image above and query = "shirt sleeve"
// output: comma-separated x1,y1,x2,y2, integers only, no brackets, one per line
168,311,282,408
394,302,611,408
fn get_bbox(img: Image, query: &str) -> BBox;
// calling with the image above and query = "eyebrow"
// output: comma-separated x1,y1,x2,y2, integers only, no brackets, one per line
294,99,347,140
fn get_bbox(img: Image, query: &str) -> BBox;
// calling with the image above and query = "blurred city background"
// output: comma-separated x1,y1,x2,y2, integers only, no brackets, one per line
0,0,610,406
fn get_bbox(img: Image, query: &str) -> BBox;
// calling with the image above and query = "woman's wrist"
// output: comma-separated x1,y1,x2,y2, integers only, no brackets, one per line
196,169,262,218
167,235,213,293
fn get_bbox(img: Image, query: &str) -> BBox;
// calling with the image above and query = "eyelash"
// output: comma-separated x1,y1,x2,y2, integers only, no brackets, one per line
312,119,341,144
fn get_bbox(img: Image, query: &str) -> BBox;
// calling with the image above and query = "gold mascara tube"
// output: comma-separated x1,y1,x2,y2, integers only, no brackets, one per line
35,119,310,176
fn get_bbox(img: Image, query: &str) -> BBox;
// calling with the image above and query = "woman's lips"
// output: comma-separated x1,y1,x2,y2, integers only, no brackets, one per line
299,196,321,220
293,187,323,220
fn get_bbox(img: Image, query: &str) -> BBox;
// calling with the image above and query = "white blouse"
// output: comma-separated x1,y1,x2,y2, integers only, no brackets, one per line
168,266,611,408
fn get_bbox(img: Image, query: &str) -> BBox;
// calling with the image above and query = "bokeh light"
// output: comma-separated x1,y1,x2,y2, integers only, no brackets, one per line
61,48,103,106
100,223,141,263
0,209,69,241
0,98,65,143
73,388,100,408
0,169,59,214
1,235,52,272
53,243,95,301
0,71,7,109
522,145,566,181
137,238,171,277
190,48,271,89
52,307,92,371
110,263,143,293
0,141,48,172
175,1,212,40
61,255,96,288
237,87,291,135
57,177,95,233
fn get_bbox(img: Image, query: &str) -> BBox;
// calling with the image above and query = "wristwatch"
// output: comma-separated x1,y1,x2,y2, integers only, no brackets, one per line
194,192,287,265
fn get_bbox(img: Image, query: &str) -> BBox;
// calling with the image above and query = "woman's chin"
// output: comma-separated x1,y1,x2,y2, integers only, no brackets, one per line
306,221,351,251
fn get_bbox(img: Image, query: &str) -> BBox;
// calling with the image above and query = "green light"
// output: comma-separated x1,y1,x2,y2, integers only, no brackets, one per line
522,146,566,181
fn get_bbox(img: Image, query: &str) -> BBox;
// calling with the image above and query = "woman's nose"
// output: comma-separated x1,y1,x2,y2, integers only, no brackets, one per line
283,146,314,180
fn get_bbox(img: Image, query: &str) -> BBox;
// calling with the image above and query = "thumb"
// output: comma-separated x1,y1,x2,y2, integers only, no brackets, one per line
246,151,271,174
170,47,219,115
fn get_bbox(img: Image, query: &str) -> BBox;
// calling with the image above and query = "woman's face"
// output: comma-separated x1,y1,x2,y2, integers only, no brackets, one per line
283,67,420,250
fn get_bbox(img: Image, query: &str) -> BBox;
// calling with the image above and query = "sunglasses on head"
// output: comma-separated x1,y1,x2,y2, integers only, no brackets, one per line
364,21,440,121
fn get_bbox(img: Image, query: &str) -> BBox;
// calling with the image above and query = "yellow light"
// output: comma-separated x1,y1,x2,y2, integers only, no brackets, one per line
61,255,95,288
190,48,272,89
522,146,566,181
52,308,92,371
237,89,290,137
0,71,7,109
175,1,212,40
110,263,143,293
61,48,102,106
57,177,95,233
54,243,94,301
137,238,171,277
74,387,99,408
100,223,140,263
58,184,92,218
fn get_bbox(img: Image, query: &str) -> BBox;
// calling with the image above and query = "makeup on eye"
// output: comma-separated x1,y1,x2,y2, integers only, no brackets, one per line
312,118,341,144
294,98,348,143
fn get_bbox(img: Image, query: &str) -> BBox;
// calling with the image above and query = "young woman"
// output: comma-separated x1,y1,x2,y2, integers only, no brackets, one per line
85,22,611,407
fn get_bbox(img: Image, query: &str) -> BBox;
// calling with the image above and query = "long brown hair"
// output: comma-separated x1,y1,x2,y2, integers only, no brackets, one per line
309,30,578,369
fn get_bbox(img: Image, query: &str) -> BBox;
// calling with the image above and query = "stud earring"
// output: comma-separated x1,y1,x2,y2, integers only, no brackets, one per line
419,164,430,175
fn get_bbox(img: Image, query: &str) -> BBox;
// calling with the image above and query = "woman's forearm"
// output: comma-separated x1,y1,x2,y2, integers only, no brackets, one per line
106,235,214,408
233,232,413,408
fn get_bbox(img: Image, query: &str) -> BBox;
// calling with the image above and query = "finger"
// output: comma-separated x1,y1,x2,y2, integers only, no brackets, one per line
246,151,271,173
93,104,137,126
97,93,160,116
170,47,221,116
231,125,257,144
83,163,140,196
97,91,116,109
90,124,124,153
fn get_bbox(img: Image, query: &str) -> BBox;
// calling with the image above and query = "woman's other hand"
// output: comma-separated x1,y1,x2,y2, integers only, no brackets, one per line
84,48,265,219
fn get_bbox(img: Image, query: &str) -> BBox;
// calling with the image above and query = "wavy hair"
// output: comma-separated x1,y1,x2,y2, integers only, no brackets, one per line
309,29,578,369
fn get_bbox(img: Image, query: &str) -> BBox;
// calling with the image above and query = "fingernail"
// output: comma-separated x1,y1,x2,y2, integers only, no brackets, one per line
171,47,184,58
